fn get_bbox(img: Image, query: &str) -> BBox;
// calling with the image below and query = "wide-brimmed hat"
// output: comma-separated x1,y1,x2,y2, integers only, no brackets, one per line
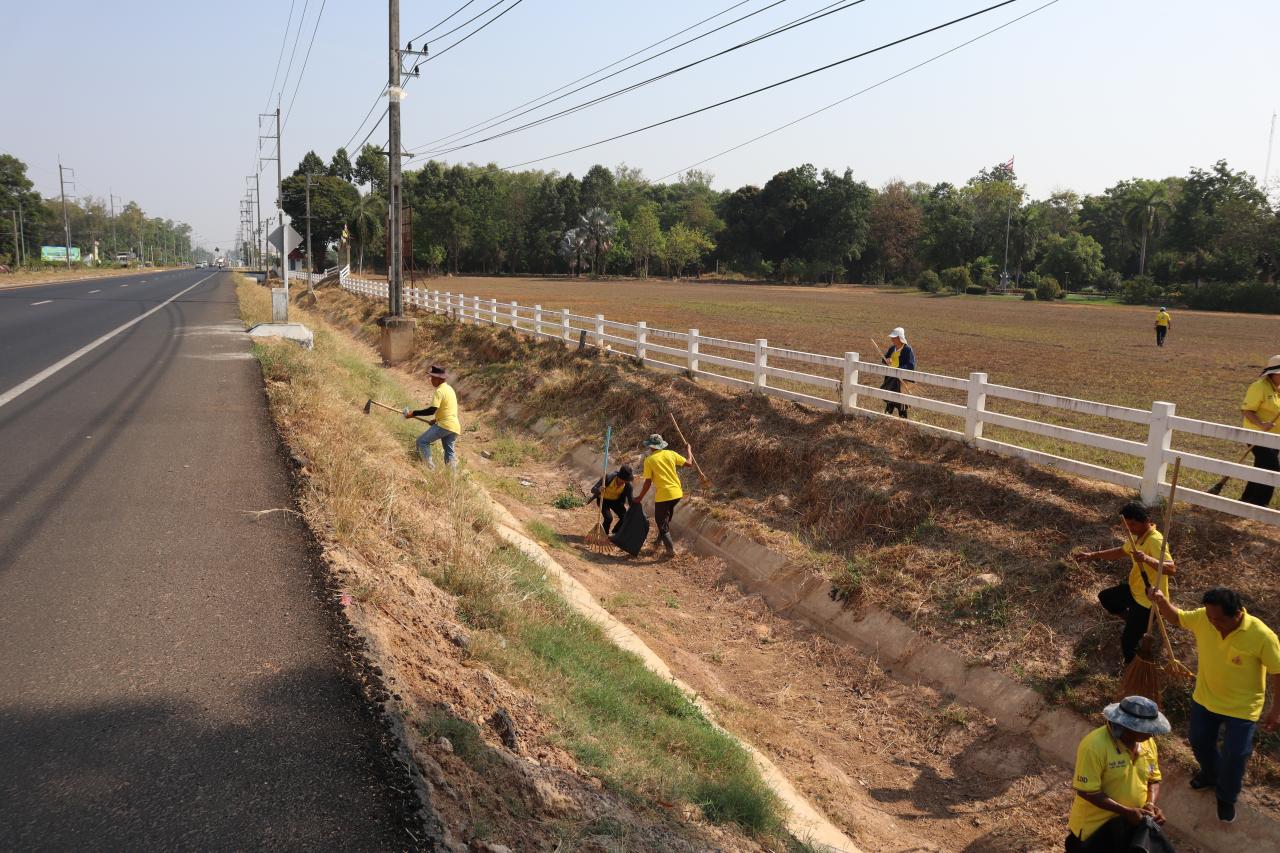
888,327,906,342
616,464,634,480
1261,355,1280,377
428,364,448,378
1159,306,1167,311
643,433,668,450
1103,696,1171,735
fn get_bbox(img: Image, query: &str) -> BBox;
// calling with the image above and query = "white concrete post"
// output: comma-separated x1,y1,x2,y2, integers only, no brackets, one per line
488,298,496,326
1141,401,1176,504
841,352,859,413
510,300,519,331
688,329,700,378
636,321,648,365
753,339,768,393
472,295,481,325
560,309,570,345
965,372,988,445
459,293,467,324
595,314,605,349
444,291,452,321
534,304,543,338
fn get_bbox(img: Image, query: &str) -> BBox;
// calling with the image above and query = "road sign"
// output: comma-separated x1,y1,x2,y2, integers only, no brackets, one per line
267,223,302,255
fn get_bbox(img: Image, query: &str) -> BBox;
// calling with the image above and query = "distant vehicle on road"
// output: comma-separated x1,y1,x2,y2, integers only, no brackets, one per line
215,258,226,268
196,261,207,268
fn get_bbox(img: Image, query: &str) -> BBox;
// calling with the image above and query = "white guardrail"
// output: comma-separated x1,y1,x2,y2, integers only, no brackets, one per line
335,267,1280,527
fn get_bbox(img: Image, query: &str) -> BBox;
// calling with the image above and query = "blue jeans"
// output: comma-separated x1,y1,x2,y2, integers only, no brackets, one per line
416,425,458,470
1188,699,1256,804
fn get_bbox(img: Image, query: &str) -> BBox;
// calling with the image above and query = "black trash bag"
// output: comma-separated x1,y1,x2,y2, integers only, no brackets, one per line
609,503,650,557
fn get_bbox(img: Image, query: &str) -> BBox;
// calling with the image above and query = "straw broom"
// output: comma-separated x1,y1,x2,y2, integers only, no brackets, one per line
584,425,613,552
1120,458,1183,699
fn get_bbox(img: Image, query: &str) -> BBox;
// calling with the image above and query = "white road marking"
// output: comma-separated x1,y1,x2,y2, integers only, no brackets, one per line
88,289,101,294
30,300,52,306
0,273,216,411
120,284,128,288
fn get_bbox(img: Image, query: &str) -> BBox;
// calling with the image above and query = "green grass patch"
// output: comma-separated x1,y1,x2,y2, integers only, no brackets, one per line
552,489,585,509
490,432,542,466
525,519,564,548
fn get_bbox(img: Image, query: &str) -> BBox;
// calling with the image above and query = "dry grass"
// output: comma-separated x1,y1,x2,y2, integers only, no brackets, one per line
307,283,1280,800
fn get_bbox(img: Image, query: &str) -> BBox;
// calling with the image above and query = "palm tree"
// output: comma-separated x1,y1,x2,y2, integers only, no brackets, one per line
348,192,386,274
558,228,586,276
1123,182,1174,276
579,207,615,276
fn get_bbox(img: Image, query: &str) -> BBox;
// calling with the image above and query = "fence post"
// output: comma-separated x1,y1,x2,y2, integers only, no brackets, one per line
688,329,700,378
534,304,543,337
1141,401,1175,505
487,298,496,326
841,352,859,413
444,291,452,321
753,339,768,393
595,314,605,350
471,295,480,325
458,293,467,324
965,372,988,445
636,321,648,365
561,309,570,345
510,300,519,331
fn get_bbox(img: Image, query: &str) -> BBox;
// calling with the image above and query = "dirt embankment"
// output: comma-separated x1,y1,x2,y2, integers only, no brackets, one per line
309,285,1280,817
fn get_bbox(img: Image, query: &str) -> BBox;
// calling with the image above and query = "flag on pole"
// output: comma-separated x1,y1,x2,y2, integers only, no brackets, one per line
1004,155,1015,170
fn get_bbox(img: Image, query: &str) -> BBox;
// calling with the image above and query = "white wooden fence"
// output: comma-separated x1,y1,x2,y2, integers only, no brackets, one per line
337,269,1280,528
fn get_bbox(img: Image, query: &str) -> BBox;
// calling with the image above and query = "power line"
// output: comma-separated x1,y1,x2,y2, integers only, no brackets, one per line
407,0,481,45
284,0,330,126
279,0,313,107
468,0,1023,173
342,88,389,153
264,0,298,110
408,0,505,47
413,0,776,152
354,107,390,155
411,0,866,157
419,0,526,65
657,0,1062,182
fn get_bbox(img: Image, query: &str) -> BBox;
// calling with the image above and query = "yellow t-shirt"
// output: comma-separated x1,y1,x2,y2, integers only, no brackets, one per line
431,382,461,434
1121,528,1171,609
1241,377,1280,431
1155,311,1170,327
1068,725,1161,841
599,475,627,501
642,449,686,503
1177,607,1280,721
887,347,901,368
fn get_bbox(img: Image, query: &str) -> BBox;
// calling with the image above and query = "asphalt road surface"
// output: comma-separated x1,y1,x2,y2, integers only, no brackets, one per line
0,270,425,850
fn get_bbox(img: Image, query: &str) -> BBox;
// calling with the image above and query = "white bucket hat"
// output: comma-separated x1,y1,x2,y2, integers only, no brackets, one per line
888,327,907,343
1261,355,1280,377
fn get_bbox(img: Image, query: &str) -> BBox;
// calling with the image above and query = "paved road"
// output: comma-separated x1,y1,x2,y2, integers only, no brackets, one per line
0,270,425,849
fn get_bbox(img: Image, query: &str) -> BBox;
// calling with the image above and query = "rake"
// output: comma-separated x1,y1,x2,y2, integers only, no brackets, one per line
1206,445,1254,496
668,413,711,489
584,425,613,552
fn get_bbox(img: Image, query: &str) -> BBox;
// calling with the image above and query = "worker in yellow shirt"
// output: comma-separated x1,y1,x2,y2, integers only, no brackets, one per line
1150,586,1280,823
634,433,692,558
1076,502,1174,664
1065,695,1173,852
1238,355,1280,506
404,364,461,471
1154,307,1170,347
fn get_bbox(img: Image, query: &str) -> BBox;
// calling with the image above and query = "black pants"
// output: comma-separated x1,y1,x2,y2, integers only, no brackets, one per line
881,377,909,418
1155,326,1167,347
654,498,680,553
1064,816,1175,852
1241,445,1279,507
600,498,627,533
1098,584,1151,663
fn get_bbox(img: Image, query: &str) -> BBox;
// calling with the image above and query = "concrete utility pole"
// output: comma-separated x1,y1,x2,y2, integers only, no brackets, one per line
109,191,121,259
8,210,18,266
305,172,313,276
58,158,73,267
275,104,290,301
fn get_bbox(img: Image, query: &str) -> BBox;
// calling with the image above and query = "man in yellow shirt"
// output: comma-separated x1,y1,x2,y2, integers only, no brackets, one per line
404,364,461,471
1239,355,1280,506
1065,695,1173,852
634,433,692,558
1077,502,1174,664
1154,307,1170,347
1150,586,1280,823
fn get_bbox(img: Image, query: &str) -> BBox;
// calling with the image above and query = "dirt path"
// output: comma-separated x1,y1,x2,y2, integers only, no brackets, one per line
379,364,1154,853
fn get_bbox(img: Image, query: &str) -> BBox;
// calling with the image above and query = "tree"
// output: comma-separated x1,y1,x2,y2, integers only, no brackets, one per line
559,228,586,276
868,180,923,282
804,168,873,284
918,183,974,270
353,144,388,196
1122,180,1174,276
294,150,326,177
328,147,354,183
579,207,616,276
629,203,664,277
282,174,359,270
579,165,617,214
348,191,386,273
1037,233,1105,289
662,223,714,277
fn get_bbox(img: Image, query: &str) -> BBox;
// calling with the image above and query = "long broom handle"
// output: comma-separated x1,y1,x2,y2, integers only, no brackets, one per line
668,413,710,486
1208,444,1254,493
1146,458,1181,633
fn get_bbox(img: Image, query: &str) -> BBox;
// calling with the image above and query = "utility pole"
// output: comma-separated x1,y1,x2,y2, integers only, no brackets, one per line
58,158,73,267
1265,110,1277,196
8,210,17,267
275,104,289,302
304,172,313,277
109,190,120,259
1001,195,1012,290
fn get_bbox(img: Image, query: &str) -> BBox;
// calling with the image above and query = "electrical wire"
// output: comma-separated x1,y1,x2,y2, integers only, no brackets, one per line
411,0,865,157
419,0,526,65
342,88,390,153
284,0,330,126
354,107,390,154
279,0,313,108
655,0,1062,182
264,0,298,111
413,0,509,48
412,0,758,153
462,0,1022,173
407,0,480,45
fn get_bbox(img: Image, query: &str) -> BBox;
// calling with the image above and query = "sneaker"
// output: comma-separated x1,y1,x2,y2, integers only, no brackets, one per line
1190,775,1215,791
1217,799,1236,823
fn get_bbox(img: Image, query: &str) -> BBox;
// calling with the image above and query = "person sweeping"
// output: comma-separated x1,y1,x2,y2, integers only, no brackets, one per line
1076,502,1175,665
590,464,634,536
634,433,692,559
403,364,461,471
1238,355,1280,506
879,327,915,419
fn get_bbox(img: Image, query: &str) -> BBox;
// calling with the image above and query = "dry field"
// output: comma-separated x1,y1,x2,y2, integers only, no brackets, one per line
0,266,176,289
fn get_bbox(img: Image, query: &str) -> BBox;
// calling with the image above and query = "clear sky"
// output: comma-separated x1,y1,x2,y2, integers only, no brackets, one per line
3,0,1276,252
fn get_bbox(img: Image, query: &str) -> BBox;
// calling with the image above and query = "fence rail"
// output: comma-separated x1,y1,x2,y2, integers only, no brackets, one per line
335,269,1280,528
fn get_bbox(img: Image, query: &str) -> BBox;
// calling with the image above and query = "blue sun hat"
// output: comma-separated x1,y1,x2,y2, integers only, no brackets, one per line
1103,696,1171,735
643,433,668,450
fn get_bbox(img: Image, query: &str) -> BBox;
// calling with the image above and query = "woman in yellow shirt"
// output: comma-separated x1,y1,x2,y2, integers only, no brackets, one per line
1239,355,1280,506
634,433,693,558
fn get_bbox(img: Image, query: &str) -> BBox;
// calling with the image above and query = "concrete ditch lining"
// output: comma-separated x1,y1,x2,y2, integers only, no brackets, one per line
469,395,1280,853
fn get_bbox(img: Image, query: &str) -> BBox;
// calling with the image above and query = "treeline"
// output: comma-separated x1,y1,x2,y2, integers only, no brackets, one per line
0,155,196,266
287,143,1280,311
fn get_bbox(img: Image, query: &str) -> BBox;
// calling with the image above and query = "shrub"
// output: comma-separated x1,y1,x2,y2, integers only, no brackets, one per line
552,490,585,509
1099,270,1123,293
1021,270,1042,290
916,269,941,293
1184,281,1280,314
964,285,987,295
1120,274,1161,305
939,266,972,293
969,256,997,288
1022,290,1037,301
1035,275,1062,301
